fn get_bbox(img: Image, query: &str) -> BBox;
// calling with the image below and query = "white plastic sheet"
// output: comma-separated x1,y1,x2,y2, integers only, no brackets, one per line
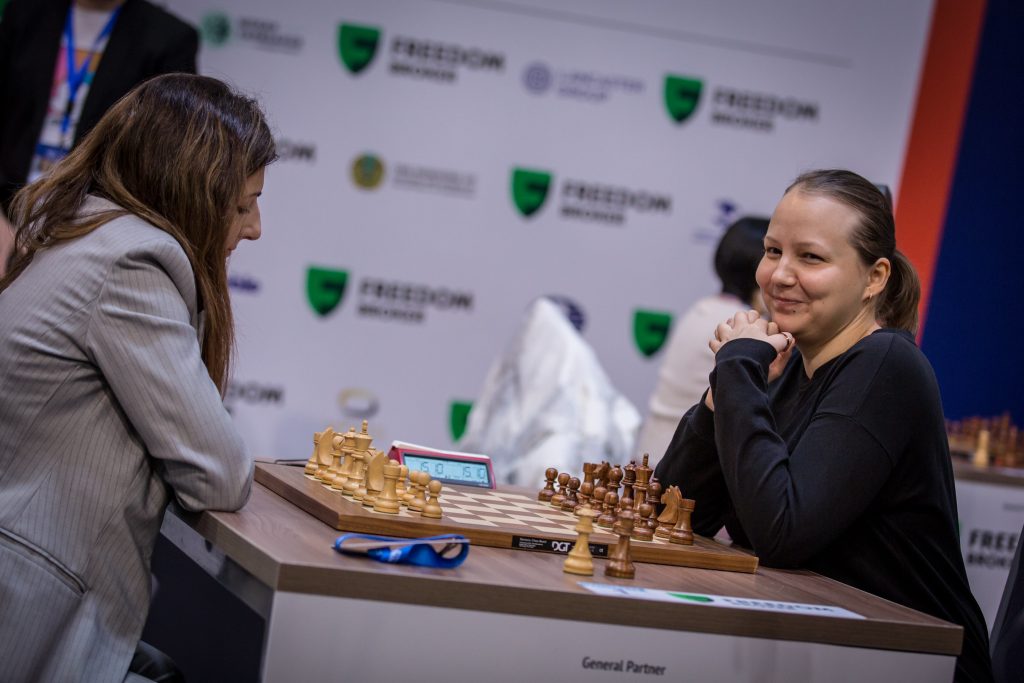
459,298,640,487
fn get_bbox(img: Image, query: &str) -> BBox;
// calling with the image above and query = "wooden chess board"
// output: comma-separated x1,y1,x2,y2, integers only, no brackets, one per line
255,463,758,573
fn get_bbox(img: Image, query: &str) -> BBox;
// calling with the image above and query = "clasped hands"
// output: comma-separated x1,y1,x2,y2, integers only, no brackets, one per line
703,310,794,411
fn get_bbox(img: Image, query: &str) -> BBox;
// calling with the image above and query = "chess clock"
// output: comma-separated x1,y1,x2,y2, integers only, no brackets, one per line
388,441,495,489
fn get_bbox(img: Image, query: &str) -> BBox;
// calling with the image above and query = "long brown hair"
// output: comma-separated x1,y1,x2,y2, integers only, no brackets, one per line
786,169,921,333
0,74,276,392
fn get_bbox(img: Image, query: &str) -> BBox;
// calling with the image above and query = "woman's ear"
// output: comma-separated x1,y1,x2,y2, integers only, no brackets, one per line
865,257,891,301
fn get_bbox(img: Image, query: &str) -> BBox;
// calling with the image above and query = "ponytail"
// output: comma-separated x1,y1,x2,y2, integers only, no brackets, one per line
878,249,920,334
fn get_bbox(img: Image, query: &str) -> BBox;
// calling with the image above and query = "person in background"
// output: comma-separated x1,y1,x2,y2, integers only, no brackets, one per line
0,0,198,275
0,74,276,682
990,519,1023,683
655,170,992,681
635,216,769,467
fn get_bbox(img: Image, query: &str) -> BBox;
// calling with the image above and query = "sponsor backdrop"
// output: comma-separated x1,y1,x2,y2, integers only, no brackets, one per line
169,0,934,461
954,479,1024,630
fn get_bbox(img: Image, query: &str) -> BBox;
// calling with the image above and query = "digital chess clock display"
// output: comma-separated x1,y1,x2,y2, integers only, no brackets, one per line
402,454,493,489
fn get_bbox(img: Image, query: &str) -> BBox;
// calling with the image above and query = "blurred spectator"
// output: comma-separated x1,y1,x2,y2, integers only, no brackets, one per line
635,216,770,466
0,0,197,274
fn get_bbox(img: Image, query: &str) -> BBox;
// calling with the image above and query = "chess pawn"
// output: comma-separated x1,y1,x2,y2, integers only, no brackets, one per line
563,508,598,576
605,467,623,504
305,429,323,476
575,481,594,516
632,499,655,542
373,461,402,514
619,493,633,515
560,477,581,512
605,509,636,579
408,471,429,512
421,480,444,519
538,468,558,502
550,472,570,508
325,433,346,486
597,491,619,529
670,498,696,545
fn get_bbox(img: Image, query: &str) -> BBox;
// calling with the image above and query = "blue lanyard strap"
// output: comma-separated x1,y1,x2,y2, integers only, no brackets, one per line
333,533,470,568
62,5,121,138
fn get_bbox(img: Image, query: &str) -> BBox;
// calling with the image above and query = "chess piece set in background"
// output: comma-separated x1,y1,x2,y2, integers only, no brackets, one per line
542,456,696,580
304,421,444,518
947,412,1023,468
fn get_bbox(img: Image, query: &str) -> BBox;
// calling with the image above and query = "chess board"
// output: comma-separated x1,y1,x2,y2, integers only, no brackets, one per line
255,463,759,573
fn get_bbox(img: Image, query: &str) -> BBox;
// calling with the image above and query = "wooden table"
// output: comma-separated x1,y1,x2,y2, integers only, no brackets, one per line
158,483,962,682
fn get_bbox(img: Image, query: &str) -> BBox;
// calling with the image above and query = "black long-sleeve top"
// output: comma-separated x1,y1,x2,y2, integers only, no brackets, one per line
655,330,992,682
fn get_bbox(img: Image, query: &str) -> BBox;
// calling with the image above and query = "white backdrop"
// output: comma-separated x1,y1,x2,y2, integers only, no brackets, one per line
168,0,935,461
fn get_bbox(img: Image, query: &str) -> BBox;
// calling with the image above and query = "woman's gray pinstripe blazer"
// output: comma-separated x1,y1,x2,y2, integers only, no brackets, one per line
0,196,253,682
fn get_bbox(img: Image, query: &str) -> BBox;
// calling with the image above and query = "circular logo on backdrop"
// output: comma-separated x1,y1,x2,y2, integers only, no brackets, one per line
522,62,553,94
337,388,380,419
201,13,231,47
351,154,385,189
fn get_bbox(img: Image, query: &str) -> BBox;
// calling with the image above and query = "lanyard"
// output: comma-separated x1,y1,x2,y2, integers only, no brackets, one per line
333,533,470,568
62,5,122,140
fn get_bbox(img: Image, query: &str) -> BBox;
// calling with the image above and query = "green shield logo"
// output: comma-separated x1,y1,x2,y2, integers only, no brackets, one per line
306,267,349,317
511,168,552,218
449,401,472,441
338,23,381,74
663,75,702,124
201,12,231,47
633,309,673,357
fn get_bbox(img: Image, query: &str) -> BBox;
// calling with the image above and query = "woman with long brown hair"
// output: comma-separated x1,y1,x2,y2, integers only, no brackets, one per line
0,73,276,681
655,170,992,682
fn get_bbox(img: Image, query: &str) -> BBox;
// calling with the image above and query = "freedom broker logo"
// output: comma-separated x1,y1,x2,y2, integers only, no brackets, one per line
511,167,671,226
633,309,673,358
709,86,819,132
307,266,349,317
306,265,473,324
663,75,703,124
449,401,473,441
338,22,504,83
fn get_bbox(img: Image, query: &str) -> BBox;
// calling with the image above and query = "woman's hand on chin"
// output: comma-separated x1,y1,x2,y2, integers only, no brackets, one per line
709,310,793,381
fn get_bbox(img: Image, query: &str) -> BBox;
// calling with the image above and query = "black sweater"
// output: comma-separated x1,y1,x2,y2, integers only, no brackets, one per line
654,330,992,682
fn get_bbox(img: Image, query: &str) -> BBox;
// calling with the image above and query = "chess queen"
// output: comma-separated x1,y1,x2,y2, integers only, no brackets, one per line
0,75,275,681
654,169,992,682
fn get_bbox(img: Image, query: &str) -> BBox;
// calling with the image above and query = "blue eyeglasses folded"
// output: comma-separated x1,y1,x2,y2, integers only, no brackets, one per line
333,533,470,569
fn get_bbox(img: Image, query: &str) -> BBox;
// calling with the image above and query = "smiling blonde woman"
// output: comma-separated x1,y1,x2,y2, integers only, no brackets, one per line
655,170,992,683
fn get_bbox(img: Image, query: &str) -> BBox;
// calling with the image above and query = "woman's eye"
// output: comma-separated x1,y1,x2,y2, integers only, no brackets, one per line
237,206,250,215
765,247,781,256
803,252,822,261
